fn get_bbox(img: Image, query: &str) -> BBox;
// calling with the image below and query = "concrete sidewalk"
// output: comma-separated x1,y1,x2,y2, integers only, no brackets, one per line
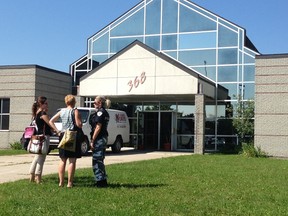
0,148,192,184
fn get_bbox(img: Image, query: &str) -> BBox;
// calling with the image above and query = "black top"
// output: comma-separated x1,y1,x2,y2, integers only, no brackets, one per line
35,111,52,135
89,107,109,139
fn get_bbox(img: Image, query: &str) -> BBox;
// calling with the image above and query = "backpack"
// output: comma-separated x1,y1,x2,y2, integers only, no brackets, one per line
21,118,38,150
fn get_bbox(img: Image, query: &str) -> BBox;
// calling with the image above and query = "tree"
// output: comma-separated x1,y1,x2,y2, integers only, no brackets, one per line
227,96,254,144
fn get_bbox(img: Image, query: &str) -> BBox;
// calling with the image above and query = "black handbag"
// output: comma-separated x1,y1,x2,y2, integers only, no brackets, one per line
72,109,85,143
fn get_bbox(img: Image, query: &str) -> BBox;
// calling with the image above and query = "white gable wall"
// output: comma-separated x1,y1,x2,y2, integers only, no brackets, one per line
80,44,199,97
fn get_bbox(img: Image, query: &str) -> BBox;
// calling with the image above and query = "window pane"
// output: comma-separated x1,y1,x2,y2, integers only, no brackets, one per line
192,66,216,81
162,35,177,50
216,104,226,118
145,36,160,50
218,66,238,82
110,37,143,53
243,83,255,100
179,32,216,49
92,55,108,64
218,25,238,47
218,48,238,64
145,0,161,34
92,32,109,53
177,135,194,150
177,119,194,134
239,30,244,49
180,5,217,32
244,53,255,64
1,115,9,130
129,119,138,134
219,83,238,99
179,49,216,66
177,104,195,117
164,51,177,60
110,9,144,36
243,65,255,81
143,102,159,111
205,120,215,135
206,105,216,119
3,99,10,113
162,0,178,33
78,110,89,123
160,102,176,111
114,104,143,118
217,119,235,135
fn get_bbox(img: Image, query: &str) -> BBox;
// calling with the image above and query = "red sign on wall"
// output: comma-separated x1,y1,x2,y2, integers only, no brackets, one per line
127,72,146,92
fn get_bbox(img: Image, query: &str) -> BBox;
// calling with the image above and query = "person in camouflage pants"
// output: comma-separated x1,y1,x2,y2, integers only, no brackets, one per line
89,96,110,188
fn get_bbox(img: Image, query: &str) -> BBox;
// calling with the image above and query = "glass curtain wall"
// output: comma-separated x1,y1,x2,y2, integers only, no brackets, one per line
71,0,259,150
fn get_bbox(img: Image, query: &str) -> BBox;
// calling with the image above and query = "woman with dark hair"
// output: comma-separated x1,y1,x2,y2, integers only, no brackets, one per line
49,94,82,188
29,96,60,184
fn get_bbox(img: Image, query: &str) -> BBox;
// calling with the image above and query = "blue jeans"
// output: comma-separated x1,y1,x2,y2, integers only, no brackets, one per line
92,137,107,182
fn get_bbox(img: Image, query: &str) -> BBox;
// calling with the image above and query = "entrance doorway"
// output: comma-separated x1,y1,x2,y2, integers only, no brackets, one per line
139,111,176,150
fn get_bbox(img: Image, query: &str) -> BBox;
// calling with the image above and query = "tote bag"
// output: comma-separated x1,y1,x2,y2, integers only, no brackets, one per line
58,130,77,152
27,134,49,155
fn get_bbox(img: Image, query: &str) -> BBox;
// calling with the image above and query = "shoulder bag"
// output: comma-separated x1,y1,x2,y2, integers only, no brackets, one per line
58,109,77,152
27,123,49,155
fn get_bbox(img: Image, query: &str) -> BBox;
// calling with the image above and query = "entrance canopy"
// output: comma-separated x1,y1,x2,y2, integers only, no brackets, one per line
80,40,228,102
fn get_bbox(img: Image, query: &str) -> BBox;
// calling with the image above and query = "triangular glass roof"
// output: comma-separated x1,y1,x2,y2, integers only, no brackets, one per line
72,0,259,100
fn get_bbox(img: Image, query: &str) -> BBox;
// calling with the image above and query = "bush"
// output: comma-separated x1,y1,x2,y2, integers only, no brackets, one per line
240,142,267,158
9,141,23,150
218,142,241,154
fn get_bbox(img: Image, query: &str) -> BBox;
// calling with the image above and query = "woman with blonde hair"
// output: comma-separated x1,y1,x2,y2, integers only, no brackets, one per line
89,96,110,187
50,94,82,188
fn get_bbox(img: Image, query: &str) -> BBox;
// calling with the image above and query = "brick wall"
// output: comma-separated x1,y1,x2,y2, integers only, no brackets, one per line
255,54,288,157
0,65,71,148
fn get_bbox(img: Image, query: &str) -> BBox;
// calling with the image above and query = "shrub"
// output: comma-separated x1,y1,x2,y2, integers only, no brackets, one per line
9,141,23,150
240,142,267,158
218,142,241,154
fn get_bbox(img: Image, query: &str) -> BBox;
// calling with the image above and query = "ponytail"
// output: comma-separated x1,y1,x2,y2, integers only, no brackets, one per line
32,96,47,117
32,101,38,118
105,99,111,109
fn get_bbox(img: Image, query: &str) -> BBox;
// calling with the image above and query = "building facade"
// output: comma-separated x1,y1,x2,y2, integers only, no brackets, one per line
70,0,259,152
255,54,288,157
0,65,71,148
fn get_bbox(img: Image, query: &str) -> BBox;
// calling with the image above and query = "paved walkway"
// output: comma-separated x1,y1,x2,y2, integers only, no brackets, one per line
0,148,192,184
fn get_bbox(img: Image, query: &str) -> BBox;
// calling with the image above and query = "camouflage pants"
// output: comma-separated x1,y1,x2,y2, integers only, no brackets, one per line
92,137,107,182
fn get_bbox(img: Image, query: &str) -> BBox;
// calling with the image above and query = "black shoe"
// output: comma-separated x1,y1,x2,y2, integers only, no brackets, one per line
96,179,108,188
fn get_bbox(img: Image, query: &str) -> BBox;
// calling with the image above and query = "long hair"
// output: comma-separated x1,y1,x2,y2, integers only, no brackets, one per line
32,96,47,118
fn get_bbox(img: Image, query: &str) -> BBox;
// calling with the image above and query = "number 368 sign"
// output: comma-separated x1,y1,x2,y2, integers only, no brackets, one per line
127,72,146,92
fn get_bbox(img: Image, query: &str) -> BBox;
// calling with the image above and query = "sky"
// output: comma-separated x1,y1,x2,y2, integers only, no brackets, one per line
0,0,287,73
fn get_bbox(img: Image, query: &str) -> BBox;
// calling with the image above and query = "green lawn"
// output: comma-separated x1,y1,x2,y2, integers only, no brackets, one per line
1,154,288,215
0,149,28,156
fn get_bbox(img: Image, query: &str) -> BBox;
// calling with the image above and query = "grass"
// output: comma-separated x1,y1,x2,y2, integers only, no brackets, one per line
0,149,60,156
0,149,28,156
1,154,288,215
